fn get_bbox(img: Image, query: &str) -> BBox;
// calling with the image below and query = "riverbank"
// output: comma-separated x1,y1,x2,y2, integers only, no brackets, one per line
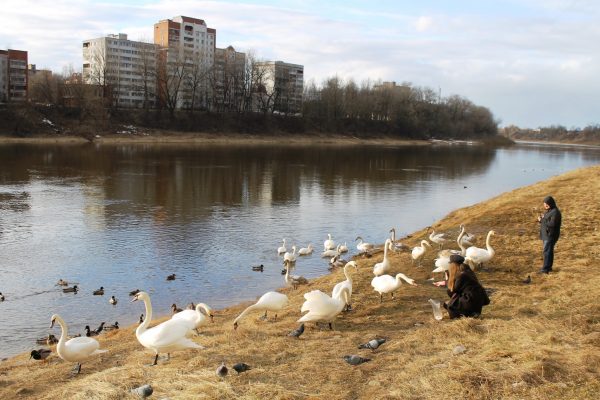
1,165,598,399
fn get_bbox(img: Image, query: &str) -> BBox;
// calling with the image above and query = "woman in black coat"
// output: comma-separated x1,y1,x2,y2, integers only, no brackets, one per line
444,255,490,318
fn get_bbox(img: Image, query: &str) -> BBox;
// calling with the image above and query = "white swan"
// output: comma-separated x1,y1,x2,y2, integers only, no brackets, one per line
465,230,496,269
277,239,287,255
371,273,417,302
373,239,393,276
233,291,289,329
332,261,358,311
171,303,214,334
284,245,297,263
338,242,349,253
322,244,341,258
284,260,308,289
428,228,447,249
411,240,431,267
50,314,107,374
389,228,410,252
355,236,374,253
432,227,466,275
298,287,350,330
459,224,475,247
324,234,335,251
132,291,201,365
298,244,313,256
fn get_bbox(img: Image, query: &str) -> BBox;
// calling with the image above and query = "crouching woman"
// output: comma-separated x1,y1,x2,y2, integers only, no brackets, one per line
444,255,490,318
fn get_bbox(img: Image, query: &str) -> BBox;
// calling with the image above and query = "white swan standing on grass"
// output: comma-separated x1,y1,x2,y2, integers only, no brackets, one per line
284,245,298,263
132,291,201,365
50,314,107,374
373,239,393,276
371,273,418,303
428,228,447,249
389,228,410,252
171,303,214,334
324,234,336,251
411,240,431,267
459,224,476,247
233,291,289,329
284,260,309,289
355,236,374,253
298,244,314,256
465,230,496,269
332,261,358,311
277,239,287,255
298,287,350,330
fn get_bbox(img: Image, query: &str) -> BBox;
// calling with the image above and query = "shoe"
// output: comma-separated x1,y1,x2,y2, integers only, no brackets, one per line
537,269,549,275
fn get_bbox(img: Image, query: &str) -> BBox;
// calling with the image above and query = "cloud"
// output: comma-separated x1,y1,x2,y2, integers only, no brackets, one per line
414,16,433,32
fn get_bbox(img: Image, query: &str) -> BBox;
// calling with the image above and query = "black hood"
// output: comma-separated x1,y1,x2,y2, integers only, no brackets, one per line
543,196,556,209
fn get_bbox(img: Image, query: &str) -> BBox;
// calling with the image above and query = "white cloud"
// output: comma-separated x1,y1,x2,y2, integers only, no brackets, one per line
414,16,433,32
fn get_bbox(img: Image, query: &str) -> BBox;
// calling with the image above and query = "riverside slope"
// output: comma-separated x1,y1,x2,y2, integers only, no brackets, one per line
1,165,599,399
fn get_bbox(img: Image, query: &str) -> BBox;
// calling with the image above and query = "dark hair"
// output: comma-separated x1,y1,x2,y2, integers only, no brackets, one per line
543,196,556,209
449,254,465,264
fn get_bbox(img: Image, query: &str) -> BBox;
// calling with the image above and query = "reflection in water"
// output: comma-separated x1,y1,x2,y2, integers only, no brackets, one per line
0,142,599,358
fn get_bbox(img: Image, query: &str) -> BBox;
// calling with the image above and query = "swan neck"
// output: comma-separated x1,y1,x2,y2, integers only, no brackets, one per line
344,265,352,283
137,296,153,334
486,231,494,252
234,304,257,325
56,316,67,346
383,240,389,258
457,227,466,254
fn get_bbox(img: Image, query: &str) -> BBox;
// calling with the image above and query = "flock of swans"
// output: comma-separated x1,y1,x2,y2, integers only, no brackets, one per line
38,226,496,374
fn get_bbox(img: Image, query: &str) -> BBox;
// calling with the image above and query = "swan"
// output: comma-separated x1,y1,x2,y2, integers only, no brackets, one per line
428,228,447,249
329,254,347,269
389,229,410,252
284,260,308,289
283,245,298,263
132,291,201,365
298,244,313,256
465,230,496,269
355,236,374,253
322,244,341,258
324,233,335,251
277,239,287,255
432,227,466,276
371,273,418,303
411,240,431,267
459,224,475,247
338,242,349,253
298,287,350,330
373,239,393,276
233,291,289,329
50,314,107,374
332,261,358,311
171,303,214,334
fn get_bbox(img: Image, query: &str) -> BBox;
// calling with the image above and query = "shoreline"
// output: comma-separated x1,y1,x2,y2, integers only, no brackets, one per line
1,165,599,399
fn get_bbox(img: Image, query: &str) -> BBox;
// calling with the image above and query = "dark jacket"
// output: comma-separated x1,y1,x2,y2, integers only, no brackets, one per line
540,196,561,242
447,268,490,318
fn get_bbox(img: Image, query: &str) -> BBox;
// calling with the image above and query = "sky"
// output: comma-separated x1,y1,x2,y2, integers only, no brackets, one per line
1,0,599,128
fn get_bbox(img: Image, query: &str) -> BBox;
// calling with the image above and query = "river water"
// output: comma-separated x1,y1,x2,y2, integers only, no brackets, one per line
0,141,599,358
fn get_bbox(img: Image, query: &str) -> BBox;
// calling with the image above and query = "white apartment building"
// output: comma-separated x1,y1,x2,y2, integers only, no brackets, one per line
212,46,246,112
253,61,304,115
82,33,158,108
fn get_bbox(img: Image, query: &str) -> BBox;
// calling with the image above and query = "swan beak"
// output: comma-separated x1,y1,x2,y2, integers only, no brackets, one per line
131,296,139,303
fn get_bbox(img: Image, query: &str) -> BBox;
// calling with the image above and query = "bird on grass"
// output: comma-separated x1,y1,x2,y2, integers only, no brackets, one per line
216,362,228,378
522,275,531,284
288,323,305,338
93,287,104,295
358,338,386,351
30,349,52,362
166,274,176,281
109,296,118,305
232,363,251,374
343,355,371,365
104,322,119,331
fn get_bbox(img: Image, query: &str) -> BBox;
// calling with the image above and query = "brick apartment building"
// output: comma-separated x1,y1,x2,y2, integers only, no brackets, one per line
0,49,28,103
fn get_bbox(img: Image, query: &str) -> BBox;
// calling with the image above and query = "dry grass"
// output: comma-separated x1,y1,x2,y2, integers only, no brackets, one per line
1,165,599,399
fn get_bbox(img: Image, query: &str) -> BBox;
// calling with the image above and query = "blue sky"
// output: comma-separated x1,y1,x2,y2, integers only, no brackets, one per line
2,0,599,128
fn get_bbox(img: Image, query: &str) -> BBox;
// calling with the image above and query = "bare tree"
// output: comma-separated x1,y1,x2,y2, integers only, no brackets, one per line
156,49,187,118
134,37,157,111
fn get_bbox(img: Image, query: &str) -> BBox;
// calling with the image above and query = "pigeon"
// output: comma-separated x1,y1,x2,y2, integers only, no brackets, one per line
232,363,251,374
343,355,371,365
358,338,386,351
216,362,228,378
30,349,52,361
130,384,153,398
288,323,305,338
522,275,531,284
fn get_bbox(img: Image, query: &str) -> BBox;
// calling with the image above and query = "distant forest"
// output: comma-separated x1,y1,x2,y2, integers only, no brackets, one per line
501,124,600,145
1,74,499,139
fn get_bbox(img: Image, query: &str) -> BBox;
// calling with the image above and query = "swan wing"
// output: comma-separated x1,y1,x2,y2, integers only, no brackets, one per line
140,319,195,348
258,292,289,310
64,337,103,360
332,281,350,299
465,247,490,262
371,275,395,293
171,309,199,325
301,290,334,313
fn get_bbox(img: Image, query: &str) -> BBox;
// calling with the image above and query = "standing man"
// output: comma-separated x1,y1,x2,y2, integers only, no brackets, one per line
537,196,562,274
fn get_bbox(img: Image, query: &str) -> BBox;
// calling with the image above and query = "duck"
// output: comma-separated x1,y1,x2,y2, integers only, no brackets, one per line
283,245,297,264
233,291,289,330
104,322,119,331
284,260,308,289
50,314,107,374
324,233,335,251
298,244,314,256
30,348,52,362
373,239,393,276
138,314,145,324
322,244,340,258
36,334,58,345
132,291,200,365
465,230,496,269
84,326,99,337
56,279,69,287
187,302,196,310
0,292,4,301
298,287,350,330
166,274,176,281
129,289,141,296
171,303,214,334
109,296,118,305
171,303,183,314
92,287,104,296
332,261,358,311
355,236,374,253
428,228,447,249
338,242,349,253
277,239,287,255
93,322,105,335
371,273,418,303
62,285,78,293
251,264,264,272
411,240,431,267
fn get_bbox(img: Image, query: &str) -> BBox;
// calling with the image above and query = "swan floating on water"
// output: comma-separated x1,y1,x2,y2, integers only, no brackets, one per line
277,239,287,255
355,236,374,253
298,244,313,256
324,234,336,251
284,245,298,263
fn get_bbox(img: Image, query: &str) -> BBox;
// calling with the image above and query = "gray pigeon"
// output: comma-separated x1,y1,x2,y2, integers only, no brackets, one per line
288,323,305,338
216,362,228,378
358,338,386,351
343,355,371,365
130,384,153,398
232,363,251,374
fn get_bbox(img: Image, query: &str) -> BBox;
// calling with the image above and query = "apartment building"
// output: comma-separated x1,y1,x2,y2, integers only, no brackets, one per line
0,49,28,103
82,33,158,108
154,16,216,109
212,46,246,112
253,61,303,114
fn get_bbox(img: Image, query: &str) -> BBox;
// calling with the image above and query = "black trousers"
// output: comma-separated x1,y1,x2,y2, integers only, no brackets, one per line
542,240,556,271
